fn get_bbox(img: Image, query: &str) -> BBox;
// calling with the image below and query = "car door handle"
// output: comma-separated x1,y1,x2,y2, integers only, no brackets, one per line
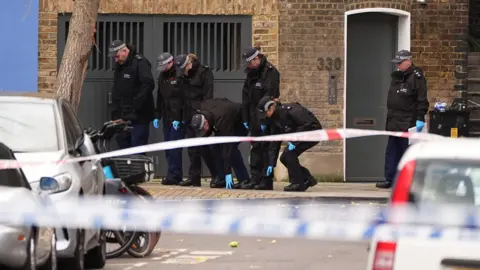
108,92,112,104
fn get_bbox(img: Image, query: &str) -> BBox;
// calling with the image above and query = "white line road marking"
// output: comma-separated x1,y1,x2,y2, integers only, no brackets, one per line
190,250,233,256
107,262,147,270
151,248,188,260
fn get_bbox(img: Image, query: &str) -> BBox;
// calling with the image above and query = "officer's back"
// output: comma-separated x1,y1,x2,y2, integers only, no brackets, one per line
110,40,155,124
271,102,322,133
200,98,242,127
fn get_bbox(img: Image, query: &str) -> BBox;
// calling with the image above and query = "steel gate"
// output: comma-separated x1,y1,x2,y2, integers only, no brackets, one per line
57,14,252,178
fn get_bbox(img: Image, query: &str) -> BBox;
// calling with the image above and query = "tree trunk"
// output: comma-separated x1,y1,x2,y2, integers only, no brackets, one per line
54,0,100,112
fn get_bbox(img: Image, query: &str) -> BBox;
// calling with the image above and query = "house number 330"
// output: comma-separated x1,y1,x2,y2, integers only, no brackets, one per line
317,57,342,71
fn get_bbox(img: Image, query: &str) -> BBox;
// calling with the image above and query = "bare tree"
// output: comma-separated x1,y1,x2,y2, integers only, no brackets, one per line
54,0,100,111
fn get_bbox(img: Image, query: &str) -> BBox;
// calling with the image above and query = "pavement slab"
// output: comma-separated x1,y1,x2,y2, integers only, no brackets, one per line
141,182,390,201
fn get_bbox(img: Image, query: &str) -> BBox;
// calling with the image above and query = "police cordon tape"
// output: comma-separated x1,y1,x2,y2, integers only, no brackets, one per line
2,195,480,241
0,128,446,169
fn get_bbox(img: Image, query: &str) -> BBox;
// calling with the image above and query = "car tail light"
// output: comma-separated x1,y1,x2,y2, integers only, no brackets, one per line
391,160,416,204
119,187,128,193
372,241,397,270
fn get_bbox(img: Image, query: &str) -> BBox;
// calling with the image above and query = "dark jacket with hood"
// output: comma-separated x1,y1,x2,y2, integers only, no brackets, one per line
386,65,429,132
178,60,214,124
111,45,155,124
267,102,322,166
155,66,183,123
242,55,280,129
197,98,244,176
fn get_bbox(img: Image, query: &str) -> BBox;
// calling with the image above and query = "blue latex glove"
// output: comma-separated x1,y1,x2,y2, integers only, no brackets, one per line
153,119,160,129
415,120,424,132
225,174,233,189
287,142,296,151
260,124,266,132
172,120,180,131
243,122,249,129
266,166,273,177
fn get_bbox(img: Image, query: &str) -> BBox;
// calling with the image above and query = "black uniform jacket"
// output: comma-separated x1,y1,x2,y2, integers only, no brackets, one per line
155,67,183,123
111,46,155,124
386,65,429,132
267,103,322,166
242,56,280,128
178,60,214,124
197,98,244,176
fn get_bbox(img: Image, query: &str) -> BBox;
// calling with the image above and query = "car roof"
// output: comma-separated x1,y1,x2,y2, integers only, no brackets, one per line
398,138,480,169
0,92,58,105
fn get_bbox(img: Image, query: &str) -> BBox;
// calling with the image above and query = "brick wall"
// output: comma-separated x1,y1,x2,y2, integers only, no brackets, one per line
38,0,280,94
39,0,469,177
274,0,469,176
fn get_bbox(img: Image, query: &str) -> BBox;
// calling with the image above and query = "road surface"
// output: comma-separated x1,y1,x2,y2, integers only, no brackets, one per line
100,233,369,270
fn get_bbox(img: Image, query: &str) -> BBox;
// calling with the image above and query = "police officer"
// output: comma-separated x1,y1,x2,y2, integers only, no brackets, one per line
240,46,280,190
109,40,155,150
257,96,321,192
377,50,429,189
153,52,185,185
174,53,219,186
190,98,250,189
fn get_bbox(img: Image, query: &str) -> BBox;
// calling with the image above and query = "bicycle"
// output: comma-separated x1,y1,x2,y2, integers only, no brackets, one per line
85,120,160,258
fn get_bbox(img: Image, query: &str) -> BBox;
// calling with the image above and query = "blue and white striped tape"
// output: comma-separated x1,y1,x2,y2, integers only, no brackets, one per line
1,196,480,241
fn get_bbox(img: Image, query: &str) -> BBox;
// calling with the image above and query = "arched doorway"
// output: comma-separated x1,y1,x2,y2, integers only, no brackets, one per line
343,9,411,182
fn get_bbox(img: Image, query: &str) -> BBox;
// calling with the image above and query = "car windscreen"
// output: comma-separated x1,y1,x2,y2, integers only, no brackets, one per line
0,101,59,152
409,160,480,206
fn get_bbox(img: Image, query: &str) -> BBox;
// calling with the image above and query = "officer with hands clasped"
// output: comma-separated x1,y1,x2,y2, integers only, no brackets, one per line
240,46,281,190
377,50,429,189
109,40,155,151
153,52,186,185
190,98,250,189
258,96,321,192
174,53,220,187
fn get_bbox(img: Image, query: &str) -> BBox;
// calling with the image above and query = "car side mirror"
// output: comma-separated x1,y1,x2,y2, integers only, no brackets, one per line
69,134,85,155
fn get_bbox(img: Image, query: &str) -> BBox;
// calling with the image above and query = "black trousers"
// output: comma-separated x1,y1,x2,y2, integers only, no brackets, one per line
186,126,218,180
249,128,271,183
384,136,409,183
279,141,318,184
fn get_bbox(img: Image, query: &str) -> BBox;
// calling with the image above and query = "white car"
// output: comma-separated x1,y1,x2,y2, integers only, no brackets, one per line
366,138,480,270
0,96,106,270
0,142,56,270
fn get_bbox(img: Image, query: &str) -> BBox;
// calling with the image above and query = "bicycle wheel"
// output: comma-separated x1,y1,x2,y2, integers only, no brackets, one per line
126,185,161,257
105,230,140,259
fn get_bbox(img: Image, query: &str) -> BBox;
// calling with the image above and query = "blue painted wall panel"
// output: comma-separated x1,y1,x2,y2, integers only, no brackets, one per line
0,0,39,92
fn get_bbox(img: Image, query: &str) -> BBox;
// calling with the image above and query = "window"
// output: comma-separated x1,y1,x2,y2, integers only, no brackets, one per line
0,144,30,189
61,102,83,150
410,160,480,206
163,21,243,71
64,20,145,71
0,102,59,152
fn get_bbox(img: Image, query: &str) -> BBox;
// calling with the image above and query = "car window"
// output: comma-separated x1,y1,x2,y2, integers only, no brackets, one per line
0,143,30,189
410,160,480,206
61,102,83,150
0,101,59,152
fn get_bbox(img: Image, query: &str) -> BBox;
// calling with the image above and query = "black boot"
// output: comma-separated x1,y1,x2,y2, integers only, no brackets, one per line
210,177,226,188
161,178,179,185
376,181,392,189
233,180,248,189
254,177,273,190
303,176,317,190
284,183,306,192
179,177,201,187
241,176,259,190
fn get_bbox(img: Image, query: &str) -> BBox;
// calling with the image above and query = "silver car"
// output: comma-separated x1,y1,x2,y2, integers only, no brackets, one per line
0,96,107,270
0,142,56,270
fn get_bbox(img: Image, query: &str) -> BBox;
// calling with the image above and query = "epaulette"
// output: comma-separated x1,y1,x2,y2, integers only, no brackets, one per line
135,54,143,60
204,65,209,69
267,65,273,69
282,105,292,110
413,69,423,78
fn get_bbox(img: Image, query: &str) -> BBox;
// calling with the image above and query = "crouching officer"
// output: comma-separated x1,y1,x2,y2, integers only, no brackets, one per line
190,98,250,189
174,53,220,186
240,46,281,190
153,52,185,185
377,50,429,189
258,96,321,192
109,40,155,150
